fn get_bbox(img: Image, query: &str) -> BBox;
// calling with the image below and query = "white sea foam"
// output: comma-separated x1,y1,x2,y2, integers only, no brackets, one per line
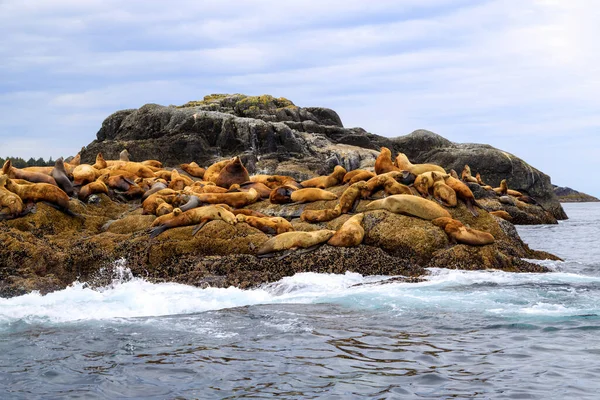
1,261,599,326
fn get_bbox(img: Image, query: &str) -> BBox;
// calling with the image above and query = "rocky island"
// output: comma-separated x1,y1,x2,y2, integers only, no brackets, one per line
0,94,563,298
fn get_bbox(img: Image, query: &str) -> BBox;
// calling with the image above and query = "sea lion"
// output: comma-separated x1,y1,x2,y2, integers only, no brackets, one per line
214,157,250,189
395,152,446,175
498,195,516,206
238,182,272,198
431,217,495,246
236,214,294,235
142,189,181,215
493,179,523,197
347,171,376,185
168,169,191,191
375,147,400,175
0,175,24,217
51,158,74,197
338,181,368,213
69,153,81,166
362,174,412,198
300,205,342,223
73,164,100,186
443,175,481,216
461,165,479,184
120,149,130,162
290,188,338,203
343,170,375,184
490,210,513,221
250,174,301,190
256,229,336,256
518,195,539,206
154,170,173,181
93,153,108,170
180,162,206,179
413,171,446,197
476,172,486,186
232,209,268,218
449,169,460,179
110,162,156,179
141,160,162,169
365,194,452,220
327,213,365,247
149,205,236,238
178,195,201,212
194,188,260,208
78,180,108,201
269,185,297,204
5,177,73,215
156,200,174,216
432,180,457,207
300,165,346,189
21,166,53,175
2,160,58,186
204,159,231,184
142,181,168,200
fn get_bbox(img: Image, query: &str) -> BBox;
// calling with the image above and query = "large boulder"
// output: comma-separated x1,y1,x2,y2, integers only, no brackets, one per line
80,94,566,220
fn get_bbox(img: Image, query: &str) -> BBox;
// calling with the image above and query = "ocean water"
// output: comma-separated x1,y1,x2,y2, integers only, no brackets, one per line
1,203,599,399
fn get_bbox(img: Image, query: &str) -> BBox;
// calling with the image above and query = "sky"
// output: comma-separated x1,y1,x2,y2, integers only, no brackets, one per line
1,0,599,195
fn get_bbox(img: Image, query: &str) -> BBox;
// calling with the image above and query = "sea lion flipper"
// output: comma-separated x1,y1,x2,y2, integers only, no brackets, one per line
192,221,209,236
465,199,479,217
149,225,167,239
276,249,295,261
295,244,322,255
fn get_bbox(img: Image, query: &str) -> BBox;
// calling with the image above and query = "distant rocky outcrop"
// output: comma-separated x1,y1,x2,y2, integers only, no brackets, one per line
553,186,600,202
81,94,566,220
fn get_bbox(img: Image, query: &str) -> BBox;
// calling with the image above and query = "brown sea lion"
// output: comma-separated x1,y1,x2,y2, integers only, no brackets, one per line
290,188,338,203
232,209,268,218
493,179,523,197
327,213,365,247
73,164,100,186
204,159,231,184
348,171,376,185
449,169,460,179
3,160,58,186
21,166,53,175
141,160,162,169
5,177,73,214
300,205,342,223
343,170,374,184
154,170,173,181
269,185,297,204
168,169,192,191
110,162,156,179
413,171,446,197
461,165,479,184
93,153,108,170
338,181,368,213
149,205,236,238
476,172,486,186
238,182,272,198
300,165,346,189
365,194,451,220
518,195,539,206
395,153,446,175
236,214,294,235
78,180,109,201
256,230,336,256
490,210,513,221
0,175,24,217
194,188,259,208
51,158,74,197
499,195,516,206
180,162,205,179
432,217,495,246
142,189,181,215
215,157,250,189
156,200,174,216
443,175,481,216
432,180,457,207
362,174,412,198
250,174,301,189
375,147,400,175
69,153,81,166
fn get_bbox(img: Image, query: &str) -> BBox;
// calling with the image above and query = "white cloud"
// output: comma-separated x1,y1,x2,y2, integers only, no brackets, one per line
1,0,599,195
